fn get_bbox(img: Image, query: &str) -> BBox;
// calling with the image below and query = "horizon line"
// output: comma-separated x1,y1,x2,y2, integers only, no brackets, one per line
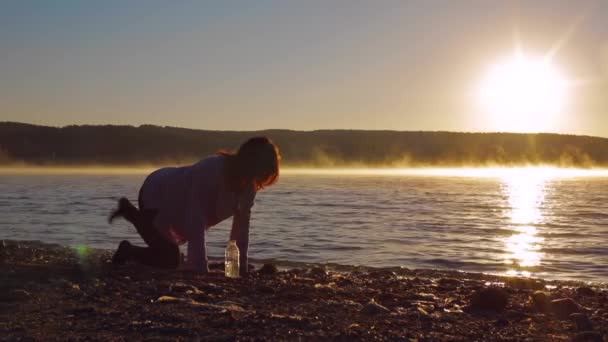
1,121,606,140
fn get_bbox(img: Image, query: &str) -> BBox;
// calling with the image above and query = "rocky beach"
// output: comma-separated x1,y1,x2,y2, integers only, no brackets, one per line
1,240,607,341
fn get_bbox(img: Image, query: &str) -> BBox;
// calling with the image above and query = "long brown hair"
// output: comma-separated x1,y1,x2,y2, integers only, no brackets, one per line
220,137,281,192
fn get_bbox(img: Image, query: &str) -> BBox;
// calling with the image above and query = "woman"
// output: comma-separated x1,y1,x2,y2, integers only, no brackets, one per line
108,137,280,275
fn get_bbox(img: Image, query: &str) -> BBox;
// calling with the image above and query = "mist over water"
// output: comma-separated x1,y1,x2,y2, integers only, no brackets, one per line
1,169,607,283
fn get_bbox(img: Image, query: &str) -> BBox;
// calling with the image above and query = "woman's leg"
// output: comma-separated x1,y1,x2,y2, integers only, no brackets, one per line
110,198,180,269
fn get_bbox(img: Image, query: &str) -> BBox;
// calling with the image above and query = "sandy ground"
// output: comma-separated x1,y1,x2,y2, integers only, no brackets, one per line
1,240,607,341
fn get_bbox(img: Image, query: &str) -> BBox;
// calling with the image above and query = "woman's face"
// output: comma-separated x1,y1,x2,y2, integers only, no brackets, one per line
253,170,275,191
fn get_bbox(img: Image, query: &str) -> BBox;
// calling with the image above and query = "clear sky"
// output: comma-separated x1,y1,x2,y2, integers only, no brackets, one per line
1,1,607,137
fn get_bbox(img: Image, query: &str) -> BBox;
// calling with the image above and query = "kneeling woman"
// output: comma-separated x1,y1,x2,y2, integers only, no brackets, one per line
109,137,280,275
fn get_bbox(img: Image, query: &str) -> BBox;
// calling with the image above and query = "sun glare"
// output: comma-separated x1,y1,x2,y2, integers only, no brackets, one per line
478,54,568,133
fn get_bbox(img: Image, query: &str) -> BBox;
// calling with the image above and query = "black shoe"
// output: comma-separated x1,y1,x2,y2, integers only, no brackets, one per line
108,197,135,224
112,240,131,266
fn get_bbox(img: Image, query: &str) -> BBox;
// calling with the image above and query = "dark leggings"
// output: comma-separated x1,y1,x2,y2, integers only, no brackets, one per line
121,197,180,269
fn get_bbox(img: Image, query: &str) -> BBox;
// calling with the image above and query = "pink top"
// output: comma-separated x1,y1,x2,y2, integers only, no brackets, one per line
139,155,256,271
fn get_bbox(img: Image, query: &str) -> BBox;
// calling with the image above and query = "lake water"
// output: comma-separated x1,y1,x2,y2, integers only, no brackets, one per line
1,168,607,283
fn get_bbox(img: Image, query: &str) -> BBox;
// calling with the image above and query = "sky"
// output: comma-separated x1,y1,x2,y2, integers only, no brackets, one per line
1,1,607,137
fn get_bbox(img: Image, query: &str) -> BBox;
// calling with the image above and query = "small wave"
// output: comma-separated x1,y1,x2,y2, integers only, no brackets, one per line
541,247,608,255
537,232,589,239
568,212,608,220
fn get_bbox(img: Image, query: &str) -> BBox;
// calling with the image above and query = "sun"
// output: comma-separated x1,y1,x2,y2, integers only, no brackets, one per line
477,54,568,133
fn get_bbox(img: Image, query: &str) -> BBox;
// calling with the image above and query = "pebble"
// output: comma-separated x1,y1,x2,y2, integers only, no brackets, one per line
360,300,390,316
571,331,603,342
156,296,181,303
550,298,580,320
469,287,509,312
570,313,593,331
258,263,278,275
531,291,551,313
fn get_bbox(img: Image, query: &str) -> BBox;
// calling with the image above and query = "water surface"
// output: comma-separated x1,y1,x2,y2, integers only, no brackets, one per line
1,168,607,283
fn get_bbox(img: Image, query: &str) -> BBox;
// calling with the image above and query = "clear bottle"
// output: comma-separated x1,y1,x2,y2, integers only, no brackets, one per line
225,240,240,278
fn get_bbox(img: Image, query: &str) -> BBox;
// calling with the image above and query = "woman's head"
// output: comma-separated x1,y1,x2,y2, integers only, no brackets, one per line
222,137,280,192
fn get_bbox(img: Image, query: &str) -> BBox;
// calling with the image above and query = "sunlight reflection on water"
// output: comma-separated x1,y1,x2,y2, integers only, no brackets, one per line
502,171,547,277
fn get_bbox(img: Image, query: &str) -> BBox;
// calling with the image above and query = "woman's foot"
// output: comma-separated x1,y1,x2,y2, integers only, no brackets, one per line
111,240,132,265
108,197,136,224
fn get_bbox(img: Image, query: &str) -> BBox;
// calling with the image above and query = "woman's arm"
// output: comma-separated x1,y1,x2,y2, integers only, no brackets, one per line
230,189,256,276
186,219,207,272
184,179,208,273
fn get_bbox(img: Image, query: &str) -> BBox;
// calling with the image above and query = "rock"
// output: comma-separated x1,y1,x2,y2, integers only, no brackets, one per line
343,300,364,310
495,318,509,327
576,287,595,297
438,278,461,289
570,313,593,331
416,306,430,316
368,270,397,280
532,291,551,313
418,304,435,314
170,282,202,294
469,287,509,312
258,263,278,275
505,277,544,290
551,298,581,320
215,301,246,312
157,295,182,303
572,331,603,342
360,300,390,316
409,293,439,302
309,266,328,278
591,309,607,320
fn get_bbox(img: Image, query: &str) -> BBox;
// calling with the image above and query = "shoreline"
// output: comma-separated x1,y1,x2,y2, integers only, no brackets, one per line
1,240,607,340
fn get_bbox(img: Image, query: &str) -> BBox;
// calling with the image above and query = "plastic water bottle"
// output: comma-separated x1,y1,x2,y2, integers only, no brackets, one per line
225,240,240,278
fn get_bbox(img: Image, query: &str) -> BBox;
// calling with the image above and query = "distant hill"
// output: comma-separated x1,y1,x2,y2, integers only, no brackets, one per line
1,122,608,167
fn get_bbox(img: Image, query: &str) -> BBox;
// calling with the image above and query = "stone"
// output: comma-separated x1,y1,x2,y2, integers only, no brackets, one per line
570,313,593,331
360,300,390,316
438,278,461,289
309,266,328,278
571,331,603,342
368,270,397,280
258,263,278,275
576,287,595,297
409,293,439,302
469,287,509,312
157,295,182,303
550,298,580,320
505,277,544,290
531,291,551,313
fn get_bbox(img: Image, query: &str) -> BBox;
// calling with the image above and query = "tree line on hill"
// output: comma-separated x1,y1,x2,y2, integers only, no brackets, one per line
1,122,608,167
